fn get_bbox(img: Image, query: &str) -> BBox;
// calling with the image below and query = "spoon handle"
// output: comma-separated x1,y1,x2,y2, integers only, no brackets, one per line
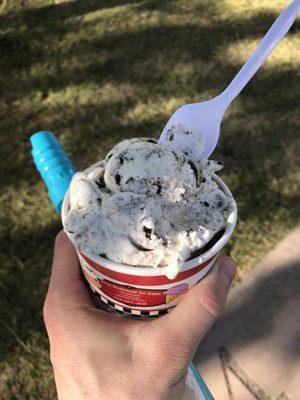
219,0,300,108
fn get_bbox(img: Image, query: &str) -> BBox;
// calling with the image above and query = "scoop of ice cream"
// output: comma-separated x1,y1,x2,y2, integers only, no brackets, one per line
63,138,234,278
104,138,199,193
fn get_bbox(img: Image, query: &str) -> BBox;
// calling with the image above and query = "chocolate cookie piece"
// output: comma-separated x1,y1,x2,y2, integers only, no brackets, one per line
146,139,157,143
143,226,153,239
166,128,174,141
187,229,225,260
115,173,121,185
187,159,199,185
129,236,154,251
156,181,162,195
95,175,105,189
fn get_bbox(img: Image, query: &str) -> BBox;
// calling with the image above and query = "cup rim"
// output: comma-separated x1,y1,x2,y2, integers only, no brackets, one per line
62,174,237,276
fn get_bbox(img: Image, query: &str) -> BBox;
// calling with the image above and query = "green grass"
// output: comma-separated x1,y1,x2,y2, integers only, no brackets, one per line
0,0,299,397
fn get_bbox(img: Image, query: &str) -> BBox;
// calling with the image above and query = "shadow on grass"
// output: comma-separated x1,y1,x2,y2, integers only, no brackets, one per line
1,9,299,94
0,0,137,24
0,219,61,362
0,100,164,193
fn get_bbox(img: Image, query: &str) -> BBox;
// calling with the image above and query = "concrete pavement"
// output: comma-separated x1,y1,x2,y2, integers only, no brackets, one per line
194,228,300,400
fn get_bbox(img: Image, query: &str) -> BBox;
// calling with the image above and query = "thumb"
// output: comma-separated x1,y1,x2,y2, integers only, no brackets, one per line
44,231,93,327
150,257,236,366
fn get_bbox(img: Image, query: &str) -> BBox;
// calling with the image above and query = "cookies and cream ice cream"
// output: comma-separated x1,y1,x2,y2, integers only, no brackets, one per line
63,136,234,278
160,123,206,162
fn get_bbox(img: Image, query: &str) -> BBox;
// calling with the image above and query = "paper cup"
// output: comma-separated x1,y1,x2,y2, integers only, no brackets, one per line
62,175,237,317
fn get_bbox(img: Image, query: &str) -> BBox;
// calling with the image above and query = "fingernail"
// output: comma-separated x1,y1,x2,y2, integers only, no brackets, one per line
217,257,236,285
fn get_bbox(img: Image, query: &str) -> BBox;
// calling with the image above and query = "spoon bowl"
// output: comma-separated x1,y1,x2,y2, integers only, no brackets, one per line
159,96,226,159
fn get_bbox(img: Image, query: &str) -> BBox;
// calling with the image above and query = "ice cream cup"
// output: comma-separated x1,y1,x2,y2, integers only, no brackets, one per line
62,175,237,317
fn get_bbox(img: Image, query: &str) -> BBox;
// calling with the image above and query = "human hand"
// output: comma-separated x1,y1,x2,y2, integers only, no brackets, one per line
44,231,236,400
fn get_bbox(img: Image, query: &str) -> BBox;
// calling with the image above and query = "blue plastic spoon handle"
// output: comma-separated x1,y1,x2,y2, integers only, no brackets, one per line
189,362,215,399
30,131,77,212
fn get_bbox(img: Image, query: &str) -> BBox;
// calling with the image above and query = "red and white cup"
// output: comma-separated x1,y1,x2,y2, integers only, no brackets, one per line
62,175,237,317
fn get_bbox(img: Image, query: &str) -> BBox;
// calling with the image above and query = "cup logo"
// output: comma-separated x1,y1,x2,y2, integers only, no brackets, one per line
80,253,217,314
